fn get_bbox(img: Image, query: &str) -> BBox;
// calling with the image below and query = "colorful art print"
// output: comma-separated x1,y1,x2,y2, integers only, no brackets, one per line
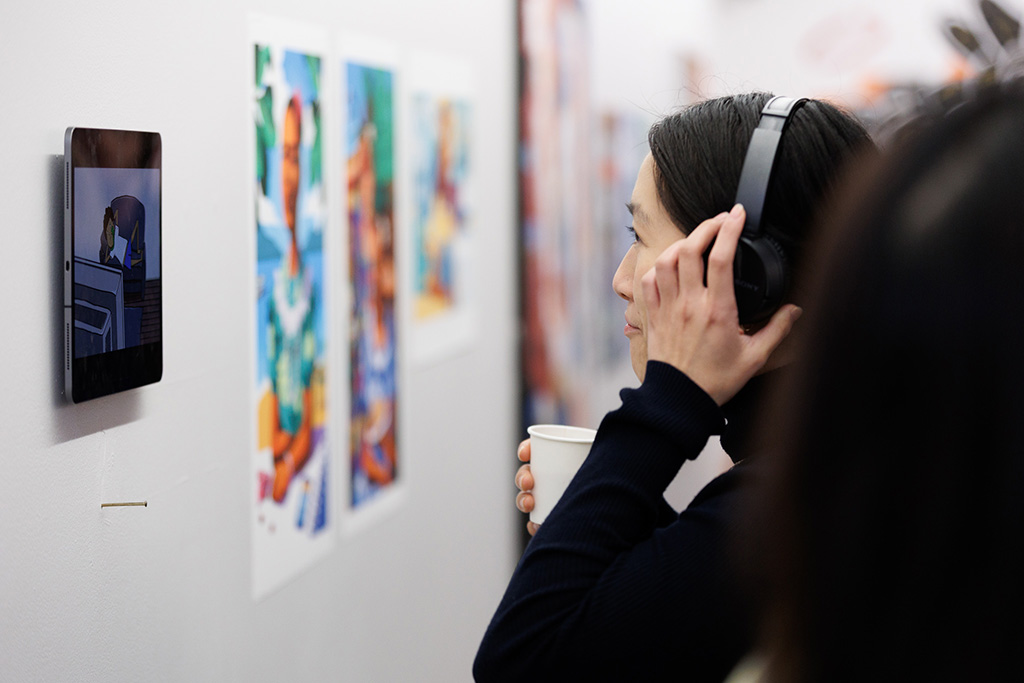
346,62,398,508
518,0,595,427
252,39,330,599
411,95,470,321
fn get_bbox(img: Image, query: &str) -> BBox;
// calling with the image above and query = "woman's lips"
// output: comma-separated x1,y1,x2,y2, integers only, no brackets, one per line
624,322,641,336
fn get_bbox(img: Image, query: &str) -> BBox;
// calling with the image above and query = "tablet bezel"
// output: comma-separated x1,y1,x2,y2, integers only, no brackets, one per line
64,127,163,403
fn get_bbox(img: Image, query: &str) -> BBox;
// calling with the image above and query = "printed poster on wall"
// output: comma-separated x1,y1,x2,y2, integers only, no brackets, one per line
407,53,476,365
518,0,598,428
342,36,403,520
250,16,333,601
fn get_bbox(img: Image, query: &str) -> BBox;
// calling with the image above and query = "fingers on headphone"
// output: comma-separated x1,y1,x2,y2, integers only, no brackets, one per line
706,205,746,300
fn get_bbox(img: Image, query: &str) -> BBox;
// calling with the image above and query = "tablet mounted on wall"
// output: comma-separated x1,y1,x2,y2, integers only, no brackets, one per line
64,128,162,402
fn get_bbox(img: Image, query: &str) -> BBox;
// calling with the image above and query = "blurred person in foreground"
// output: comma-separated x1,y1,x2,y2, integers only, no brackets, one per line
744,84,1024,682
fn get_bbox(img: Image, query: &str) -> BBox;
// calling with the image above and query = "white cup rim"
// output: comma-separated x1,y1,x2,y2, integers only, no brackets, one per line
527,424,597,444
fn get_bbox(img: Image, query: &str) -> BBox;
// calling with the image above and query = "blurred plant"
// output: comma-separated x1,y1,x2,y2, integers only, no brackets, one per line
869,0,1022,145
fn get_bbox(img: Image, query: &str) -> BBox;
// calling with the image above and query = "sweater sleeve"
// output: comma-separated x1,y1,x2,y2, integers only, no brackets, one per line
474,361,753,681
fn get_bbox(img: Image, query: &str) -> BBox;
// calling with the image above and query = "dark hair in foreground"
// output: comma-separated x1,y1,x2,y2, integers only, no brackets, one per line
752,86,1024,681
648,93,873,285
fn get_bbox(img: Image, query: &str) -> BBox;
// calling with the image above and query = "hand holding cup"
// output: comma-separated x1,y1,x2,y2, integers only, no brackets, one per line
514,439,539,536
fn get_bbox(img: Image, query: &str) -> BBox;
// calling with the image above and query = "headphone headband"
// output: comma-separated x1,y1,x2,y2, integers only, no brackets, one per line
734,96,808,238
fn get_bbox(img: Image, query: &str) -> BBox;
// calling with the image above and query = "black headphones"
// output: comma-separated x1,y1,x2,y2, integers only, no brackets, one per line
732,95,808,325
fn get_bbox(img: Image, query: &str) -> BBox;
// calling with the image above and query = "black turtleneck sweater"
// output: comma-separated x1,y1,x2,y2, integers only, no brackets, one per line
474,361,768,682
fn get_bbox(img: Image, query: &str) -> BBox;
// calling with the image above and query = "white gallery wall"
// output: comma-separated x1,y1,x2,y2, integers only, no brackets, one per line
588,0,1007,114
585,0,955,113
1,0,518,681
587,0,717,114
702,0,993,109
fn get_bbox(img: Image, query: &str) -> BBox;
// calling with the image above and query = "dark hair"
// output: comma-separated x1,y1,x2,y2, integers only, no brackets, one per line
647,93,872,280
752,85,1024,681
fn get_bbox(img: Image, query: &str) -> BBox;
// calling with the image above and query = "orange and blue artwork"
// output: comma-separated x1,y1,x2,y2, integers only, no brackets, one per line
411,95,470,320
346,61,398,508
251,35,331,599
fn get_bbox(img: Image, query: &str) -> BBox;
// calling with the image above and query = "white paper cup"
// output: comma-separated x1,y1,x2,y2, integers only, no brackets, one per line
526,424,597,525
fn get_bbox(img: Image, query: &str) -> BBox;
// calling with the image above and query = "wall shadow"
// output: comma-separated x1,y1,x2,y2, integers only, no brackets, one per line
48,153,142,444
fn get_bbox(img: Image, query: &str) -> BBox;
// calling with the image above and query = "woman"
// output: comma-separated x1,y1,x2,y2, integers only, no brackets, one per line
751,85,1024,682
474,92,872,681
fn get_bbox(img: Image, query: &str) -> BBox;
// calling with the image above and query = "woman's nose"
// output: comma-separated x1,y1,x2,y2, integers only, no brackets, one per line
612,247,634,302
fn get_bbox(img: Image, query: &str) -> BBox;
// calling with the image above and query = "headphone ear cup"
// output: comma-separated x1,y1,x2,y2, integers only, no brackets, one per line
734,234,790,325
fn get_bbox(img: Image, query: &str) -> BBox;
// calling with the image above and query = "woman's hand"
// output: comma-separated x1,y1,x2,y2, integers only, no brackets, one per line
641,204,802,406
514,439,540,536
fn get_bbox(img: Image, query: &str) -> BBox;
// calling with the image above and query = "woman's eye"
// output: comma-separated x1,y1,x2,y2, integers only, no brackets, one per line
626,225,639,243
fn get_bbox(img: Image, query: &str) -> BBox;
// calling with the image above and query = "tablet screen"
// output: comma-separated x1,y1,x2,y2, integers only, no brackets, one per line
65,128,162,402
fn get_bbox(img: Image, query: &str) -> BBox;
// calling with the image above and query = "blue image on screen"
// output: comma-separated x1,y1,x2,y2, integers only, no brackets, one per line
73,167,161,359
